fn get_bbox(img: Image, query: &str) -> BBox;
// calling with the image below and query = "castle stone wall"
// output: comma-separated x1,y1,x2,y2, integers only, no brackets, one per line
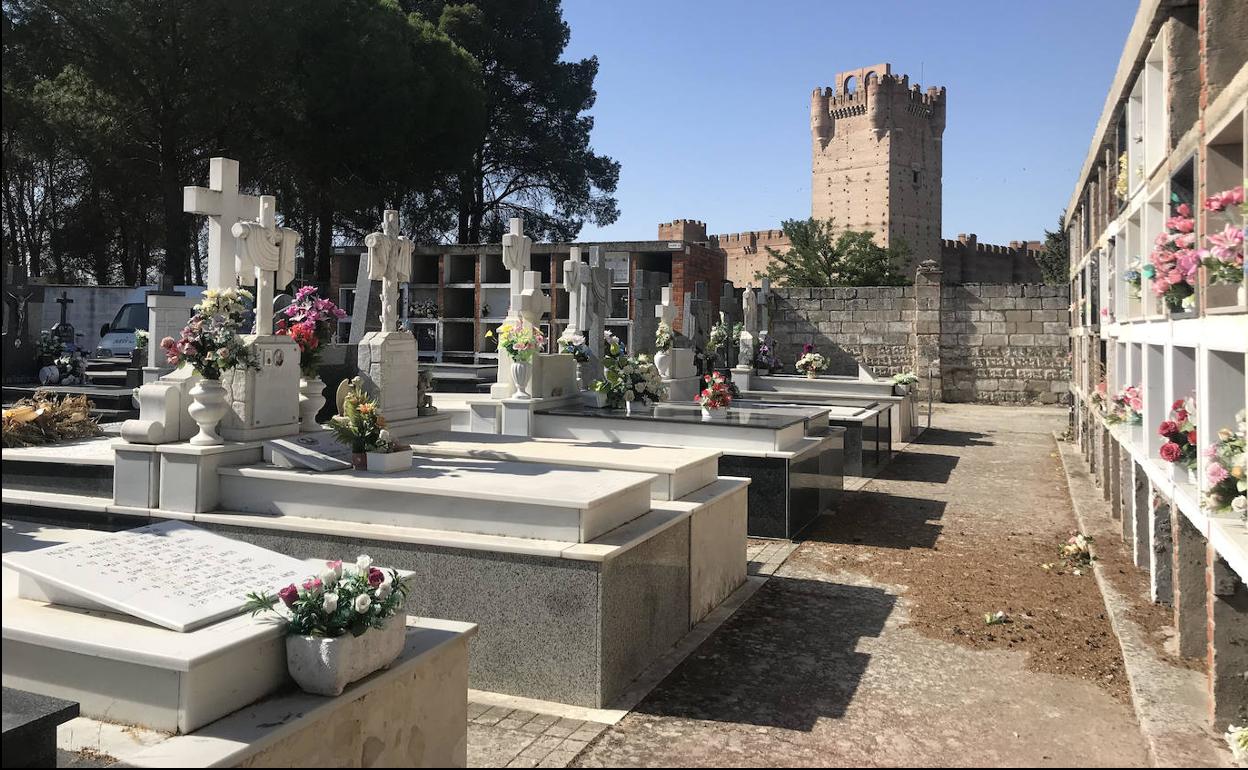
767,281,1070,405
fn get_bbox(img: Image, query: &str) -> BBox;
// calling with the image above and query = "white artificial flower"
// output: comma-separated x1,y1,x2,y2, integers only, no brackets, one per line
319,568,338,587
624,391,635,402
356,555,372,571
323,592,339,613
354,593,372,614
376,582,392,601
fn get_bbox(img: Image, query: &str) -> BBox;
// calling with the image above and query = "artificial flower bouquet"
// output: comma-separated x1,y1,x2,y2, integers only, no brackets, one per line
329,381,399,454
705,321,730,364
593,354,666,409
246,555,411,696
246,555,408,639
1089,381,1109,413
1123,258,1143,300
1147,199,1199,313
655,320,674,352
1202,411,1246,523
1103,385,1143,426
602,329,625,361
160,288,259,380
134,329,149,351
754,333,781,372
1200,185,1245,287
487,319,545,363
408,299,440,319
558,330,592,362
795,343,828,377
695,370,733,412
891,371,920,386
1158,397,1198,471
277,286,347,377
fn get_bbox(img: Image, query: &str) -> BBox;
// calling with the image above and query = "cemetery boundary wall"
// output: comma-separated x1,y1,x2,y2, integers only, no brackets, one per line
767,277,1071,405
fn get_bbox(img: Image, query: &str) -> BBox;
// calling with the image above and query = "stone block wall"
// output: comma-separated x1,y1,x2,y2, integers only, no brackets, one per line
768,278,1070,405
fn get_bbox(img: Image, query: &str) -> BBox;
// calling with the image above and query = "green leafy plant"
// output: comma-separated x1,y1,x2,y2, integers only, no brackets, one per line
328,381,389,453
756,218,910,287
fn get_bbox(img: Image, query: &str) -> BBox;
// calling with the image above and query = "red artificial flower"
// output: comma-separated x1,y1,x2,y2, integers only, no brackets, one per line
1160,442,1182,463
1158,420,1178,437
1172,399,1185,411
367,567,385,587
279,584,299,607
302,577,322,592
1174,410,1188,423
1187,430,1196,445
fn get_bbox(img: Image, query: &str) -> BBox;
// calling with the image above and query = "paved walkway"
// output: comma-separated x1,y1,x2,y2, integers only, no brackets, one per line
573,404,1152,767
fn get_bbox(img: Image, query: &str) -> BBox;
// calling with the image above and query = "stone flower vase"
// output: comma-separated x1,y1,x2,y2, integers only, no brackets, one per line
625,399,638,415
188,378,229,446
366,449,411,474
654,348,672,379
299,375,326,432
511,360,532,400
805,370,818,380
286,616,407,697
701,405,728,421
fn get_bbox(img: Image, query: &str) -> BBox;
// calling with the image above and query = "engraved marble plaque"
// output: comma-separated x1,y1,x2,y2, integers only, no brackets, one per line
3,521,310,632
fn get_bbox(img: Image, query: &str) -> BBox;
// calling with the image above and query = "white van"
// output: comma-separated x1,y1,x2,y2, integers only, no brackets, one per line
94,287,206,358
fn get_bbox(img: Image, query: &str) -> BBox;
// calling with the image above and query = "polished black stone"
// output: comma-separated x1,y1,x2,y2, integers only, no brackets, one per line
719,435,845,539
3,687,79,769
539,403,808,430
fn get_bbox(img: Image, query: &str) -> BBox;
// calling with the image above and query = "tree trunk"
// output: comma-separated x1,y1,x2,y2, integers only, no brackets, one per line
456,170,472,244
316,198,333,286
160,138,188,284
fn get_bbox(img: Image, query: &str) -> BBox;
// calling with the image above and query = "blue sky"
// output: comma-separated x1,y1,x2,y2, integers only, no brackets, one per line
563,0,1137,245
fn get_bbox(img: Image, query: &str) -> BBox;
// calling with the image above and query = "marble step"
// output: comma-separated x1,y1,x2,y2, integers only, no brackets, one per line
2,438,117,499
411,431,720,500
217,456,656,543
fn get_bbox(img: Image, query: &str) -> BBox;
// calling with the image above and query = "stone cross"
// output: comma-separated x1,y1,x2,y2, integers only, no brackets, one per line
655,285,678,328
363,210,413,333
502,217,542,326
563,246,587,332
184,158,262,291
583,246,609,384
742,286,759,336
232,196,300,335
758,278,771,335
53,291,75,346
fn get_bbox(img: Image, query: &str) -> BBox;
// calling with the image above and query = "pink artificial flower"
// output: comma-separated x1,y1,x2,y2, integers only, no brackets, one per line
1208,224,1244,264
1204,186,1245,212
302,577,322,592
1176,203,1192,218
1129,397,1144,412
1158,420,1179,437
279,584,299,607
1160,442,1182,463
1207,462,1230,484
326,560,343,577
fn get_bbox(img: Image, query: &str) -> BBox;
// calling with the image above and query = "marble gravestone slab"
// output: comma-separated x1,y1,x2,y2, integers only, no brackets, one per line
264,432,352,471
2,521,309,632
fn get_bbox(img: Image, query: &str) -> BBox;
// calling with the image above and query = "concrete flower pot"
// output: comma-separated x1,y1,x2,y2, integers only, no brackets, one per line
366,450,411,474
286,616,406,696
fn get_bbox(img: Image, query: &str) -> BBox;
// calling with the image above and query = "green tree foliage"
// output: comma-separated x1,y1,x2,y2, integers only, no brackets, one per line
2,0,488,285
1036,212,1070,286
412,0,620,243
756,218,911,287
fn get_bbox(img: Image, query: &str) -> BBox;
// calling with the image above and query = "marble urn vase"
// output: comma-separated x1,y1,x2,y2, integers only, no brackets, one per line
187,379,229,446
286,616,406,696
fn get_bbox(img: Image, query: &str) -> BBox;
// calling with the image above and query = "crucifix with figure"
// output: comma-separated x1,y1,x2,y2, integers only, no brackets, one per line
363,210,412,333
53,291,76,348
184,158,262,291
232,196,299,334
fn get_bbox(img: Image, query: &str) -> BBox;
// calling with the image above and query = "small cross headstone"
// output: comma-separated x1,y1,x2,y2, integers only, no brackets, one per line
232,196,300,335
184,158,262,291
52,292,75,347
363,210,413,333
655,286,679,327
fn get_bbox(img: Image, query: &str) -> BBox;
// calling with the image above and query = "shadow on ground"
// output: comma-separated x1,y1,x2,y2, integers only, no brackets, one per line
870,451,959,484
807,491,946,550
912,427,995,448
630,577,895,731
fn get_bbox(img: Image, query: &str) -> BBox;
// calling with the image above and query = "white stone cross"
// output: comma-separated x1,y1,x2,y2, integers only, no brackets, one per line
232,195,300,334
563,247,588,332
184,158,261,291
364,210,413,332
502,217,533,297
656,285,679,327
758,278,771,335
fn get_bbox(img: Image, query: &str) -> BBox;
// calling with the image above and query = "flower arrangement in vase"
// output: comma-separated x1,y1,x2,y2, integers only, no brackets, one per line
653,321,674,377
1089,381,1109,413
795,343,828,379
1146,198,1199,314
754,333,781,373
1103,385,1143,426
408,299,440,319
602,329,625,362
1200,186,1245,303
277,286,347,431
558,330,591,362
160,288,260,445
328,380,408,472
695,370,732,419
1123,258,1144,300
593,354,666,412
1202,411,1246,527
488,319,545,399
245,555,410,696
1158,397,1198,482
1114,152,1128,201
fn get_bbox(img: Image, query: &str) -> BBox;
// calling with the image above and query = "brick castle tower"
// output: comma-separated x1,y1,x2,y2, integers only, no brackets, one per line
810,63,946,267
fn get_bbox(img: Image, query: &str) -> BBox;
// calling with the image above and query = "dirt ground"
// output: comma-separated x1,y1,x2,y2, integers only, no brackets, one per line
574,404,1151,767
